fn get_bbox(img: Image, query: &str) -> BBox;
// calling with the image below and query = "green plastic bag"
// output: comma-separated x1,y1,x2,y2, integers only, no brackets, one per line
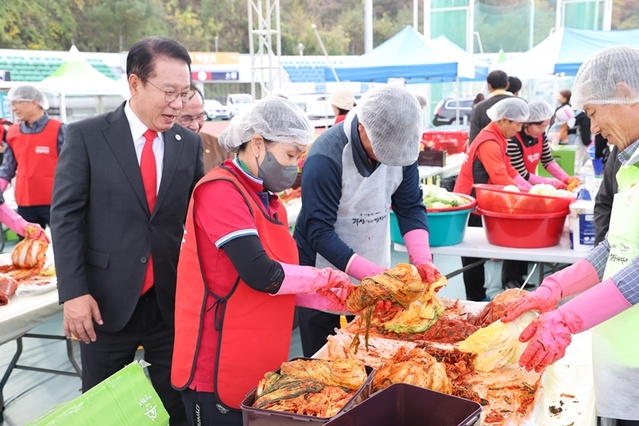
27,361,169,426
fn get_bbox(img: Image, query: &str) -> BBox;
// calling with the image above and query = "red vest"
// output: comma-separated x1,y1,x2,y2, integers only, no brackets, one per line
171,165,298,409
514,132,543,174
454,122,510,196
6,119,62,206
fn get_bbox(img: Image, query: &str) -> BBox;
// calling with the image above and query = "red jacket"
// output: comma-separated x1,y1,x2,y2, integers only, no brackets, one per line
6,120,62,206
172,165,298,410
454,122,519,196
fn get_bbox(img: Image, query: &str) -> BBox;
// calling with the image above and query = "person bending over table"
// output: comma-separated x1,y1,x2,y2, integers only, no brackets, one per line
453,97,531,301
504,45,639,426
293,85,441,357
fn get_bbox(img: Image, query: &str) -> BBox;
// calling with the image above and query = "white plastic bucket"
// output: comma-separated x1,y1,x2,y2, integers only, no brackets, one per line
569,200,595,251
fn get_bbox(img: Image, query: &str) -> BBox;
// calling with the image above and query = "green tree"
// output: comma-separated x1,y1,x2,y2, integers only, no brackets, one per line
0,0,78,50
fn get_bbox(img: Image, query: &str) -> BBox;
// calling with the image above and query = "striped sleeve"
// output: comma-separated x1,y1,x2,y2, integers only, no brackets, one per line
538,138,555,168
506,138,529,179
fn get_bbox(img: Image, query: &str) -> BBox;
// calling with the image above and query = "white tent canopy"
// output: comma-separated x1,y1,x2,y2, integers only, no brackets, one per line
38,46,126,121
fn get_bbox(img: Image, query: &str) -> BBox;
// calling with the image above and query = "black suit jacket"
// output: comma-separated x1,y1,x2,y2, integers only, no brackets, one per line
468,93,512,144
51,103,204,332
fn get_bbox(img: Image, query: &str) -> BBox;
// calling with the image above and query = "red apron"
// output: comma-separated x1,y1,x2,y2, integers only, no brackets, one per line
6,120,61,206
514,132,543,174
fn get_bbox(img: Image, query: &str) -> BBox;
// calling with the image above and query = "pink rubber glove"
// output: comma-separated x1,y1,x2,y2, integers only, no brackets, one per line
518,279,632,372
277,263,353,295
403,229,440,283
546,162,571,183
295,286,352,313
503,259,600,322
0,203,48,241
345,254,386,281
0,178,9,193
527,173,566,190
513,174,532,191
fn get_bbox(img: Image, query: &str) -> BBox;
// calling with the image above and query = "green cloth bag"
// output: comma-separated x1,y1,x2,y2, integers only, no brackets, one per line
27,361,169,426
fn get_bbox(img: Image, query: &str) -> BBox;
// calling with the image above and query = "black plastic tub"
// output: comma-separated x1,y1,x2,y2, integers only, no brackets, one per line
325,383,482,426
241,359,375,426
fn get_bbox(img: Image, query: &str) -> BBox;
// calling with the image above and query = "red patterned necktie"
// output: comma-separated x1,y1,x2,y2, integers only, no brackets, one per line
140,129,157,295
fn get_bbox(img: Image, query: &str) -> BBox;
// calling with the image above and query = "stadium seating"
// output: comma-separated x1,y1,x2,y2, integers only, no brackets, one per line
0,53,117,82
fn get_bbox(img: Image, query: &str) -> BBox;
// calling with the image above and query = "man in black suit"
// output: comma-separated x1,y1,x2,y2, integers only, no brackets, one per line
468,70,512,144
51,36,204,425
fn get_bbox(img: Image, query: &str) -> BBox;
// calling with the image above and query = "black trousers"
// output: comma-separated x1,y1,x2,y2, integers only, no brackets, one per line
501,260,529,286
17,204,51,231
296,307,354,357
80,287,188,426
461,213,486,301
180,389,242,426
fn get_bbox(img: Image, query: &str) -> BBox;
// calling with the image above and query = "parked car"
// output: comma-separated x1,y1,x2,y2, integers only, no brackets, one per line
226,93,253,118
432,97,474,126
305,93,363,121
203,99,230,120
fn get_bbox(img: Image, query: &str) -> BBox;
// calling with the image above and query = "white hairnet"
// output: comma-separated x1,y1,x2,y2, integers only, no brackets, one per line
526,100,554,123
358,85,422,166
218,96,313,153
486,97,529,122
7,85,49,110
572,45,639,110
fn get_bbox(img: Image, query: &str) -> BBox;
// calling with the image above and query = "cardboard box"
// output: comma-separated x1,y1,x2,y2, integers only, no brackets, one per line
418,148,446,167
27,361,169,426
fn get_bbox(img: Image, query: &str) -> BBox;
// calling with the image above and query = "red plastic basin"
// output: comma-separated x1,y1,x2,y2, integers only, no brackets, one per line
476,207,568,248
473,184,574,215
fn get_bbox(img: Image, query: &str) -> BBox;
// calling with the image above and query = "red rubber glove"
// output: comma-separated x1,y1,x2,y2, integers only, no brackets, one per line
415,262,441,285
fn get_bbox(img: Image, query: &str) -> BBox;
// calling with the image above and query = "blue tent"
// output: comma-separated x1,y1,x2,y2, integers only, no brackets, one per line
492,27,639,77
325,26,460,83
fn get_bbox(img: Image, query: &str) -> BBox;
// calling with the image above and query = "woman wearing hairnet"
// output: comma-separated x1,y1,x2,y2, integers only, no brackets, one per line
453,97,531,301
293,85,441,357
503,45,639,426
502,101,580,290
507,100,579,190
171,96,355,426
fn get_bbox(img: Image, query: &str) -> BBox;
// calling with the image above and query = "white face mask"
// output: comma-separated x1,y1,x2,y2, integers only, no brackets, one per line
257,150,298,193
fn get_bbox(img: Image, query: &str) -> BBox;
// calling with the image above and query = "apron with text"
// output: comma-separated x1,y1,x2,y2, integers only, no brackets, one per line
314,111,404,271
592,147,639,419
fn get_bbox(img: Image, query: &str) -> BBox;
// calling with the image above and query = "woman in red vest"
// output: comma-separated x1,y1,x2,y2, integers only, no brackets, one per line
172,96,354,426
453,97,531,302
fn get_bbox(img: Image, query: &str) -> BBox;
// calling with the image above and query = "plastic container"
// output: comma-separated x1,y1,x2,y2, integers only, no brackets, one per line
390,194,476,247
241,359,375,426
325,383,481,426
476,207,568,248
569,200,595,251
421,130,469,154
473,184,574,215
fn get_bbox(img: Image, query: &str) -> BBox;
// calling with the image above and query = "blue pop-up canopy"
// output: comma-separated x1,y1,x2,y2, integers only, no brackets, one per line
325,26,462,83
492,27,639,77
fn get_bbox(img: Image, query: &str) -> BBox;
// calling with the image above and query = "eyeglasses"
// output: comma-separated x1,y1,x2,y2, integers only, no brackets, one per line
178,112,207,125
145,80,193,103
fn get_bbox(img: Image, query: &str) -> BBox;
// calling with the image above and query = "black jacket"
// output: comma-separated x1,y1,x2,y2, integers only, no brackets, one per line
469,93,512,144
